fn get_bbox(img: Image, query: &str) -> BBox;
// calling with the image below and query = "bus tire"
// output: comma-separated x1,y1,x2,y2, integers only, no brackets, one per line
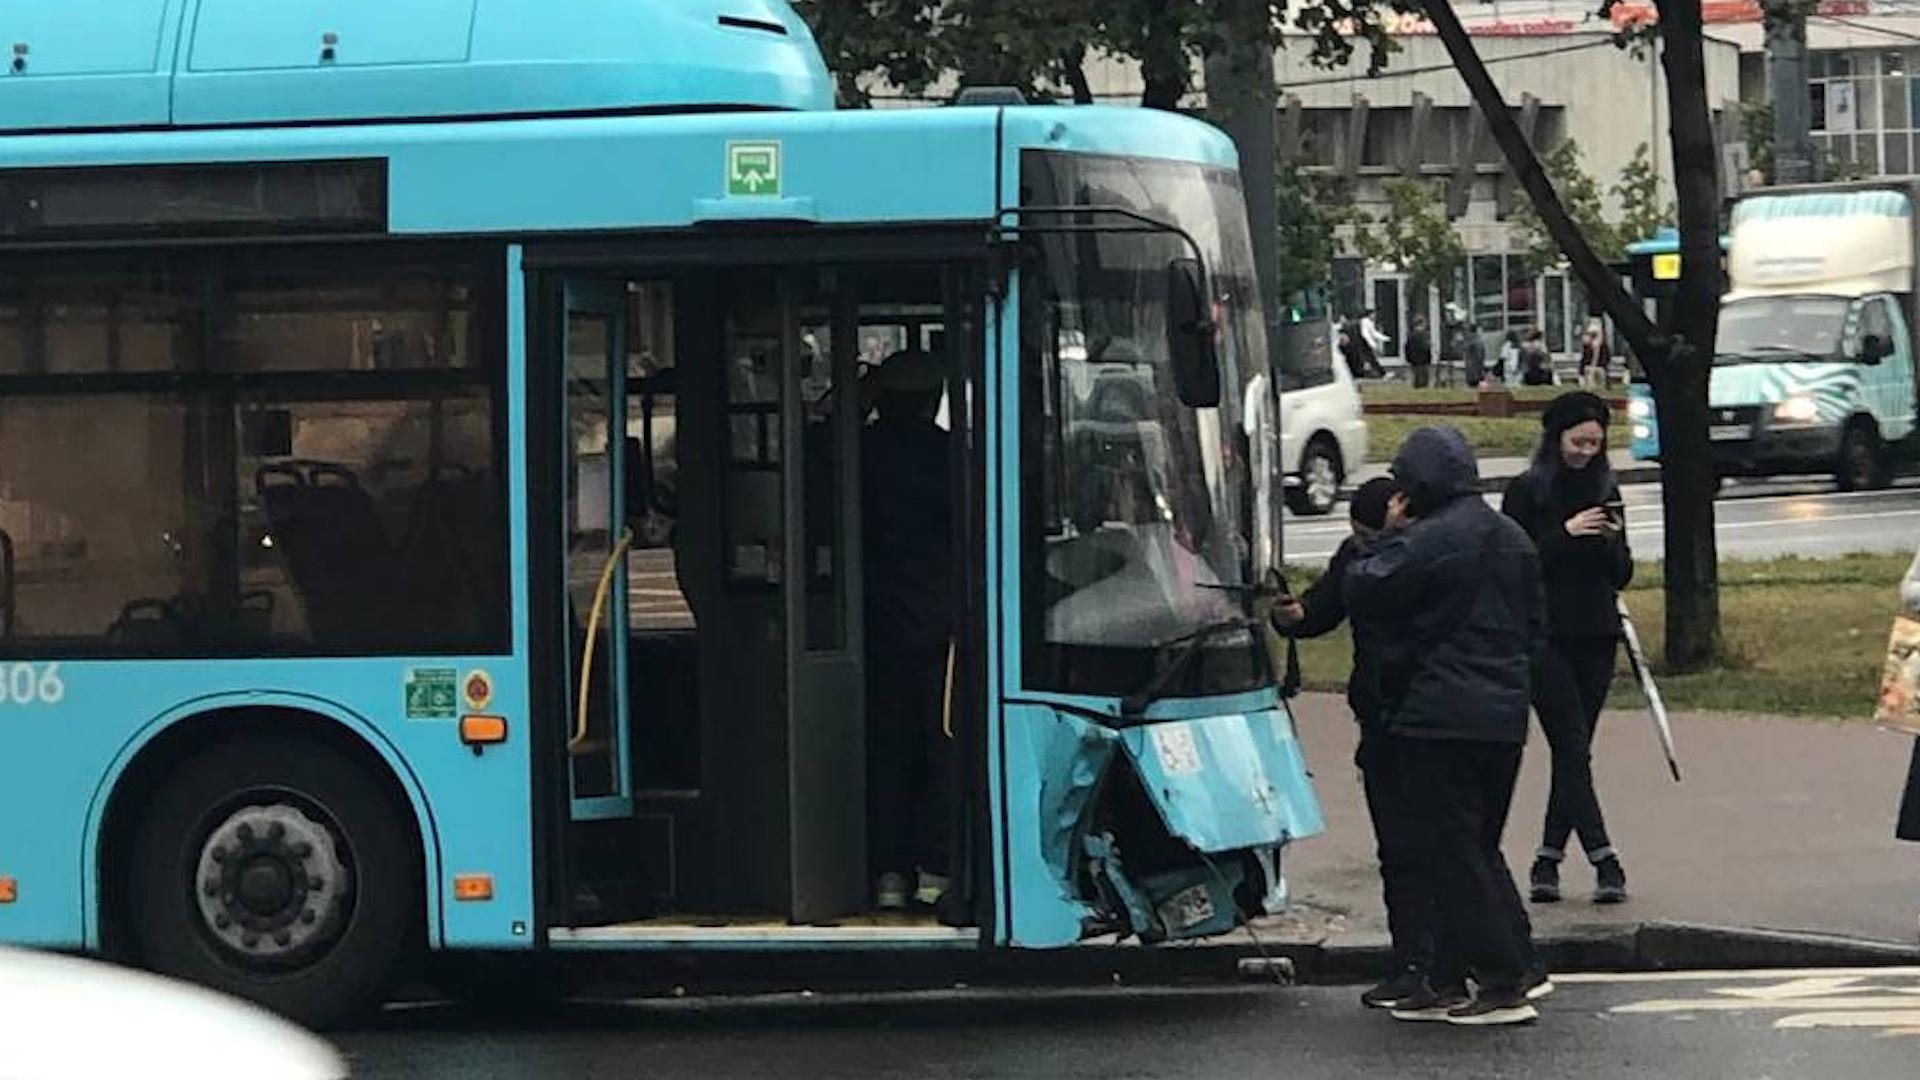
127,733,420,1030
1285,436,1343,517
1838,420,1890,492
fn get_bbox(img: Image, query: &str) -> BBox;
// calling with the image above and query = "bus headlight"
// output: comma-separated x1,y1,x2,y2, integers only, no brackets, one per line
1632,423,1652,440
1773,395,1820,424
1627,397,1653,420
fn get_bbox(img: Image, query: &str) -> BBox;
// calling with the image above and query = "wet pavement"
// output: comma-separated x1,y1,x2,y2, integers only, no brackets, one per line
340,968,1920,1079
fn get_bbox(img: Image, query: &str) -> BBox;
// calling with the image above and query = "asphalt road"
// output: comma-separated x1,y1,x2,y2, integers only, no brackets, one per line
339,968,1920,1079
1284,476,1920,566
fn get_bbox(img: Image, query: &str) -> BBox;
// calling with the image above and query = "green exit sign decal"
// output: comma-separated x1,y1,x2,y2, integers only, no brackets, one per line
405,667,458,720
727,141,781,197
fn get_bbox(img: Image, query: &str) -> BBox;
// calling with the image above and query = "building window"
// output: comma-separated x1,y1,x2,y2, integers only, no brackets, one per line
1810,47,1920,177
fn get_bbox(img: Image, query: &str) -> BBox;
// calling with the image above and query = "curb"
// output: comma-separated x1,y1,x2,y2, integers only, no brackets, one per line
1336,463,1662,503
537,921,1920,1000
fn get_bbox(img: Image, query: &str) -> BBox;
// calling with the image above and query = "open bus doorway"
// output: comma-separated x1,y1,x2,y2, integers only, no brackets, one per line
544,258,987,942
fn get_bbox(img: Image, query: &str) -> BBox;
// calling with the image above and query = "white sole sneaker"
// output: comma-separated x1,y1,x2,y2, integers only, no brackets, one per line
1527,978,1556,1001
1445,1002,1540,1026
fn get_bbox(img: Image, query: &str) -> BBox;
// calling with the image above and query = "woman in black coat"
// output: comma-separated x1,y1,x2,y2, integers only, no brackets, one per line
1501,391,1633,904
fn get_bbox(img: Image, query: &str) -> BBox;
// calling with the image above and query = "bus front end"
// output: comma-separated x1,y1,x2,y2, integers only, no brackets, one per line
992,117,1324,949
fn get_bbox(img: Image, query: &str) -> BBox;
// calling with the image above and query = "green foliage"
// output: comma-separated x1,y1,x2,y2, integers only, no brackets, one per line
1275,170,1361,300
1742,100,1776,183
1510,139,1618,275
1613,142,1673,246
1350,178,1464,300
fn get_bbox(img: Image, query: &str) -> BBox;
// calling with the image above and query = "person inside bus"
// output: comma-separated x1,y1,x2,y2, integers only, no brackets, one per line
1344,426,1548,1026
1502,391,1633,906
1271,477,1440,1012
860,348,955,911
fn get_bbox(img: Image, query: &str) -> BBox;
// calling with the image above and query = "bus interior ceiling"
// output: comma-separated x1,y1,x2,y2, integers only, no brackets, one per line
558,259,980,932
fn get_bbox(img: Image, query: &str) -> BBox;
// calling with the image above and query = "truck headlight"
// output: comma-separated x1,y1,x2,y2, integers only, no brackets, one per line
1773,396,1820,424
1627,397,1653,420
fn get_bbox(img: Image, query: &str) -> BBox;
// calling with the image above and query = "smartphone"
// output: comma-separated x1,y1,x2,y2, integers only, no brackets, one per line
1602,499,1626,527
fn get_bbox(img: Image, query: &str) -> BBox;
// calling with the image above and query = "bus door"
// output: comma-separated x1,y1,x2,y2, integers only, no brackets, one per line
708,267,868,920
561,279,639,820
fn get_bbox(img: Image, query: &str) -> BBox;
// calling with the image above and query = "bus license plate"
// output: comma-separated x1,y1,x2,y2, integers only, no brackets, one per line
1709,423,1752,441
1159,884,1217,931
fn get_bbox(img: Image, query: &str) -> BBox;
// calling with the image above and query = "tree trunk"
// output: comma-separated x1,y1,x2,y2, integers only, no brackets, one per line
1061,47,1096,105
1653,0,1727,670
1138,0,1189,110
1420,0,1723,670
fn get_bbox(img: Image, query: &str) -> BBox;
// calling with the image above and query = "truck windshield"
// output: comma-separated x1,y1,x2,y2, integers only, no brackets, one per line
1716,296,1849,363
1017,149,1272,700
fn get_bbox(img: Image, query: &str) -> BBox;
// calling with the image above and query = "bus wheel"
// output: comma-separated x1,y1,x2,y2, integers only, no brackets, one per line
1838,421,1890,492
128,734,419,1030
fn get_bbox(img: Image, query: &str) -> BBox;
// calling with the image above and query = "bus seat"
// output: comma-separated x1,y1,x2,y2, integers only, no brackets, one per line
256,461,404,647
398,465,505,644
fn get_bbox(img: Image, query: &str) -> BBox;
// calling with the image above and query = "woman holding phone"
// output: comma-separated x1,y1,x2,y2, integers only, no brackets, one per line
1502,391,1634,904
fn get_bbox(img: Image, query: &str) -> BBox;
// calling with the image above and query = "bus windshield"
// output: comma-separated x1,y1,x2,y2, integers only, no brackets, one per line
1019,150,1270,700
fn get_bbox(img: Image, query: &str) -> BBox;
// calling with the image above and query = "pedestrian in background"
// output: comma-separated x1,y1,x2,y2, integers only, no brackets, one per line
1346,426,1549,1026
1579,321,1609,389
1497,331,1520,385
1520,329,1554,386
1406,316,1434,389
1273,478,1438,1011
1502,391,1632,906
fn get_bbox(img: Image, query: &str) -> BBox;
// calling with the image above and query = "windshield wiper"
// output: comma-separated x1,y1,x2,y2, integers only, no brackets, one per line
1120,616,1260,717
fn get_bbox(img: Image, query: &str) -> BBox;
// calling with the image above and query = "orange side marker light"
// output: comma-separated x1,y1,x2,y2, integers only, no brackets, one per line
460,714,508,747
0,876,17,903
453,874,494,902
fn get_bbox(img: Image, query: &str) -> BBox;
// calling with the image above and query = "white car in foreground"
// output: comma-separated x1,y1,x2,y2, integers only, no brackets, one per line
0,947,346,1079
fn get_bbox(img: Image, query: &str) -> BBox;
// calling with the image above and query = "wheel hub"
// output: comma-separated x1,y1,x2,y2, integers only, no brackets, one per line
195,803,350,964
1306,455,1339,504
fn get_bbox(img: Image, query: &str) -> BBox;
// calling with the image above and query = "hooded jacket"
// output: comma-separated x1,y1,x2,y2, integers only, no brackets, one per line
1342,427,1546,744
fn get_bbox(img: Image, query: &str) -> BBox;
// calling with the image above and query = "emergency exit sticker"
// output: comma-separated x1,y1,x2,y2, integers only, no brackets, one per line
1152,726,1203,776
405,668,458,720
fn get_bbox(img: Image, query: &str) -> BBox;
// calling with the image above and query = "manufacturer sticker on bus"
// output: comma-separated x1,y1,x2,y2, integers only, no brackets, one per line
404,668,458,720
463,670,494,712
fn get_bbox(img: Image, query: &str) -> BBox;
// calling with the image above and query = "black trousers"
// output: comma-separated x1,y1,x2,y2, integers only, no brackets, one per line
1534,637,1619,861
1357,732,1439,974
1897,738,1920,842
866,635,951,880
1395,735,1534,994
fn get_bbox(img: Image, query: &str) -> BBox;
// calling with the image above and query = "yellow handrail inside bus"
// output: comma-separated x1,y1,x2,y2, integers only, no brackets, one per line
570,527,634,755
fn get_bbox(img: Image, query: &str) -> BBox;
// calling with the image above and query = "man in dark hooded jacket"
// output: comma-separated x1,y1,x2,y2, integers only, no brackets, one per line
1344,425,1547,1026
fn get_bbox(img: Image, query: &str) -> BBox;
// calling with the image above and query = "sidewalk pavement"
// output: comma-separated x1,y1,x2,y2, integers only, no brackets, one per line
1351,449,1657,493
1245,692,1920,956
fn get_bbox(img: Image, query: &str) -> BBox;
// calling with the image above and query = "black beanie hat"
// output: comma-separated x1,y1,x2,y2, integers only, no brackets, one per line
1349,476,1401,531
1541,390,1611,437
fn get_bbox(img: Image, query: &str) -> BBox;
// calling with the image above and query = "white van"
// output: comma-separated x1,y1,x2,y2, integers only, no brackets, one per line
1276,313,1369,515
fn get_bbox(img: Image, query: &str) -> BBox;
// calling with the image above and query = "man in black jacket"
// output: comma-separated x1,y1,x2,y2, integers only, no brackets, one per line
1345,425,1547,1026
1275,477,1438,1011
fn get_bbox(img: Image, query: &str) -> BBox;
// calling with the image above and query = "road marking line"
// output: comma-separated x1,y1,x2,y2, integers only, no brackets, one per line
1615,996,1920,1013
1558,967,1920,985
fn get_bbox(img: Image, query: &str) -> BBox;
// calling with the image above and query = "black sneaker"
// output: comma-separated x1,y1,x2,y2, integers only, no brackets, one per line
1446,990,1540,1026
1594,857,1628,904
1361,970,1428,1010
1389,982,1471,1022
1529,857,1562,903
1523,965,1556,1002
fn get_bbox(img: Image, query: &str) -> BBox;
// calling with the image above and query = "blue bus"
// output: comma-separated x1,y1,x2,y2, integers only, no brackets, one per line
0,0,1323,1026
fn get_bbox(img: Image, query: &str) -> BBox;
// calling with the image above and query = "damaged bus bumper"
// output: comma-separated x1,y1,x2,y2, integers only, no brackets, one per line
999,695,1325,948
